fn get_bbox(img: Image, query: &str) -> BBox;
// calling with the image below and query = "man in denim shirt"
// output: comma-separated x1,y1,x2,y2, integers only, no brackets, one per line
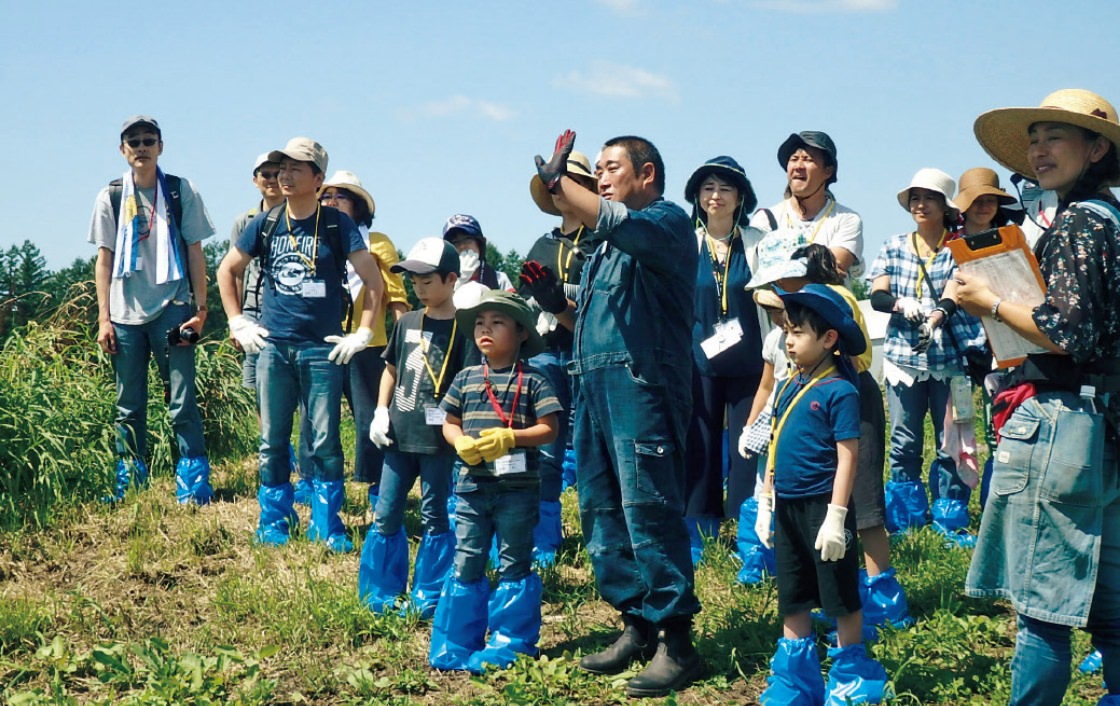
533,132,702,697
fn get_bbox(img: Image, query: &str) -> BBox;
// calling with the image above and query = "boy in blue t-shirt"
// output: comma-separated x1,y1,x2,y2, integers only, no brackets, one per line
429,290,561,674
756,284,889,706
359,237,476,618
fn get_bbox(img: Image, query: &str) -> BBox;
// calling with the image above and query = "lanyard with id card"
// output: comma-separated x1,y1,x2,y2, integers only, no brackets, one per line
420,317,457,424
699,233,744,359
484,363,527,474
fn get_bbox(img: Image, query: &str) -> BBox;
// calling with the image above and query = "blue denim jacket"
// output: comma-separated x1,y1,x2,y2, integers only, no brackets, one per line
570,197,697,388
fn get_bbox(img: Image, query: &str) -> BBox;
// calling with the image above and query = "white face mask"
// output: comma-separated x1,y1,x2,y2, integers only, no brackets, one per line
459,249,480,278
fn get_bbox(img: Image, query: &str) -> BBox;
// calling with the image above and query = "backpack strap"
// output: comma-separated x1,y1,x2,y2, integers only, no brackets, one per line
107,174,182,229
255,204,286,302
760,208,778,231
1080,199,1120,228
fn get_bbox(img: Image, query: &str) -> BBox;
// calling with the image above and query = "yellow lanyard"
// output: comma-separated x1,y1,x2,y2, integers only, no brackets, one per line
285,203,321,276
911,229,946,299
419,317,457,398
786,198,836,244
767,364,836,474
705,230,736,318
557,227,584,281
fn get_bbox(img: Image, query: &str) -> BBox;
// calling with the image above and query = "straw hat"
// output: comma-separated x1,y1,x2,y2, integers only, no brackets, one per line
322,170,376,216
896,168,959,218
529,150,596,216
974,89,1120,186
954,168,1016,213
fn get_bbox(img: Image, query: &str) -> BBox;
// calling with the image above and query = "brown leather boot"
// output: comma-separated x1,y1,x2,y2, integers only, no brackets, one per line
578,614,656,674
625,619,703,697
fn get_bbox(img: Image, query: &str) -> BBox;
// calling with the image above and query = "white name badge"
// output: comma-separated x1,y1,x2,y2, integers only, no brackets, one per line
493,450,527,476
699,318,743,360
425,406,446,426
302,280,327,298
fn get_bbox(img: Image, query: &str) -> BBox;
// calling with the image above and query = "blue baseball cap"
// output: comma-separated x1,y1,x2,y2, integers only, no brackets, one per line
774,283,866,356
442,214,484,241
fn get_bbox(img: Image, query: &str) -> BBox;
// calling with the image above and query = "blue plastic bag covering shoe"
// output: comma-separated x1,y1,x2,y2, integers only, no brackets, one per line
1081,649,1103,674
686,516,721,567
429,576,490,670
931,498,976,548
358,527,408,613
561,447,577,491
737,498,777,585
467,574,543,674
104,458,150,503
255,483,297,546
408,530,456,619
761,636,825,706
861,568,913,634
175,456,213,506
825,643,888,706
307,479,353,553
533,500,563,568
292,476,313,506
884,480,929,533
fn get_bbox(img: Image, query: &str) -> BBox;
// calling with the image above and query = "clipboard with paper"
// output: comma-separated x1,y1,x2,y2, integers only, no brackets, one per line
947,224,1048,368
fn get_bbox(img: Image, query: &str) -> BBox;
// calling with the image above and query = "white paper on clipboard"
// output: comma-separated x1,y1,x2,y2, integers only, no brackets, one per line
957,250,1048,364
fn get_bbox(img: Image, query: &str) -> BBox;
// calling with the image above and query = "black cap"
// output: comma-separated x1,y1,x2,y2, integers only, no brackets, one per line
777,131,838,183
683,155,757,224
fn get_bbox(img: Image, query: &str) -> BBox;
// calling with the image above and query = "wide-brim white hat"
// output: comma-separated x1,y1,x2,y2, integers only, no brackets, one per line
322,170,376,216
897,168,959,218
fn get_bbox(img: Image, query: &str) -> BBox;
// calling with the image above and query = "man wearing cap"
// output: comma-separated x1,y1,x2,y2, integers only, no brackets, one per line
217,137,384,551
534,132,702,697
749,131,863,283
88,115,216,505
442,214,515,292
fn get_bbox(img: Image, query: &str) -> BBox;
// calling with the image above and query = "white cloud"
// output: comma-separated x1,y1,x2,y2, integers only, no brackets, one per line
553,62,678,103
751,0,897,12
399,95,515,122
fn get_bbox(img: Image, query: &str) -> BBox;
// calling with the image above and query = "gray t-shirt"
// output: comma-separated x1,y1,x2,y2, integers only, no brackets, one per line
230,204,265,317
88,176,215,324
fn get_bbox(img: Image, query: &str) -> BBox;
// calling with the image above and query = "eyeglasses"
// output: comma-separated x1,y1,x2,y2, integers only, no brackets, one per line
125,137,158,148
257,170,281,180
319,191,353,203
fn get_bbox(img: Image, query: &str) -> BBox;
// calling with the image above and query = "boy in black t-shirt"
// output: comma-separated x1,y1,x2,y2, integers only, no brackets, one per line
429,290,561,673
359,238,474,619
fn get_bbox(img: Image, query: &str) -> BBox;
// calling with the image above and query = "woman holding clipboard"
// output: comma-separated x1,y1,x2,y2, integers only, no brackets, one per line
958,89,1120,705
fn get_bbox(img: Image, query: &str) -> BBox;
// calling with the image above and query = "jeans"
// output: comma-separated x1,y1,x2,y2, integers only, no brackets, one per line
344,345,387,486
1011,613,1119,704
886,376,970,502
529,348,571,502
375,449,453,536
453,476,539,583
257,342,343,486
574,364,700,625
111,302,205,459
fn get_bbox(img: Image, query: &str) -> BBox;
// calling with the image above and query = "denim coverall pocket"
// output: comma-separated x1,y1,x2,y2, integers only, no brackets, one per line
1040,407,1105,506
630,441,676,503
992,415,1039,497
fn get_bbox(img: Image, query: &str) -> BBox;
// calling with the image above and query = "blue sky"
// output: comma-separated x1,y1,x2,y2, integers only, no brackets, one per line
4,0,1119,273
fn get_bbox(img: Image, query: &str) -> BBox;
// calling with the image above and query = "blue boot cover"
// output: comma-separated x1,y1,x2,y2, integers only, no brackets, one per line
931,499,976,548
561,447,577,491
175,456,213,506
293,476,313,506
737,498,777,585
105,458,150,503
255,483,297,546
686,516,721,567
358,527,408,613
409,530,456,619
533,500,563,567
862,568,913,633
429,576,490,670
467,574,543,674
1081,649,1103,674
761,636,825,706
447,492,458,535
308,480,353,553
884,481,929,534
825,643,888,705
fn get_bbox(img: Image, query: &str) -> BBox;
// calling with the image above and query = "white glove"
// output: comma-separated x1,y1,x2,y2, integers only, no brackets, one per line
896,296,926,323
737,426,752,459
325,327,373,365
815,503,849,562
369,406,392,448
230,314,269,354
755,493,774,549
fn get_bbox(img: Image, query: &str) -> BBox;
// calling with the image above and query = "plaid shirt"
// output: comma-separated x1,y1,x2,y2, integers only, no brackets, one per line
868,232,986,371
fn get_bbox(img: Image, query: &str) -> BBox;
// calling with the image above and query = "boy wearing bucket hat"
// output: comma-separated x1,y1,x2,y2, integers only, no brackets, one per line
429,290,562,673
757,283,889,706
217,137,385,551
957,88,1120,705
360,237,476,619
89,115,216,505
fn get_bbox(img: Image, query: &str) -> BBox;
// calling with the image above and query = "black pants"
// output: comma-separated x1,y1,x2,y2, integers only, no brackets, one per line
684,371,760,519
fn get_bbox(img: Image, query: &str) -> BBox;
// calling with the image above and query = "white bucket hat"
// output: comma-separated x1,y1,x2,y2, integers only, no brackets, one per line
897,168,959,218
322,170,376,216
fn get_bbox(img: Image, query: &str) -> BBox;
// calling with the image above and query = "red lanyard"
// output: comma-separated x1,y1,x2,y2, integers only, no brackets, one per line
484,362,523,428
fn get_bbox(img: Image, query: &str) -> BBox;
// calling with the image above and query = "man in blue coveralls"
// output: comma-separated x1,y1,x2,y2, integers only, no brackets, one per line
533,131,702,698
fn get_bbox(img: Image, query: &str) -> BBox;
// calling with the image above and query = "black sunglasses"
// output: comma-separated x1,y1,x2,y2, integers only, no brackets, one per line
125,137,159,148
320,191,353,202
257,170,281,180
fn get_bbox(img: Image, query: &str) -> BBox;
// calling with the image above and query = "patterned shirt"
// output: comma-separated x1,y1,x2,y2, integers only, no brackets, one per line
868,232,986,371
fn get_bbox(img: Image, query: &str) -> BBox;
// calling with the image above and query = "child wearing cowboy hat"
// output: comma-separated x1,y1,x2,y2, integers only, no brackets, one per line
429,289,562,675
756,283,890,706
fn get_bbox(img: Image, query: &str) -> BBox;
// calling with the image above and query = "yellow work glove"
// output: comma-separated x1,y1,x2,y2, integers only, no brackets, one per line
476,427,517,463
454,435,483,466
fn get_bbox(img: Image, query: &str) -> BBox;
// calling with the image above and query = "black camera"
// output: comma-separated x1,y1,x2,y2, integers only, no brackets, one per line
167,326,200,346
